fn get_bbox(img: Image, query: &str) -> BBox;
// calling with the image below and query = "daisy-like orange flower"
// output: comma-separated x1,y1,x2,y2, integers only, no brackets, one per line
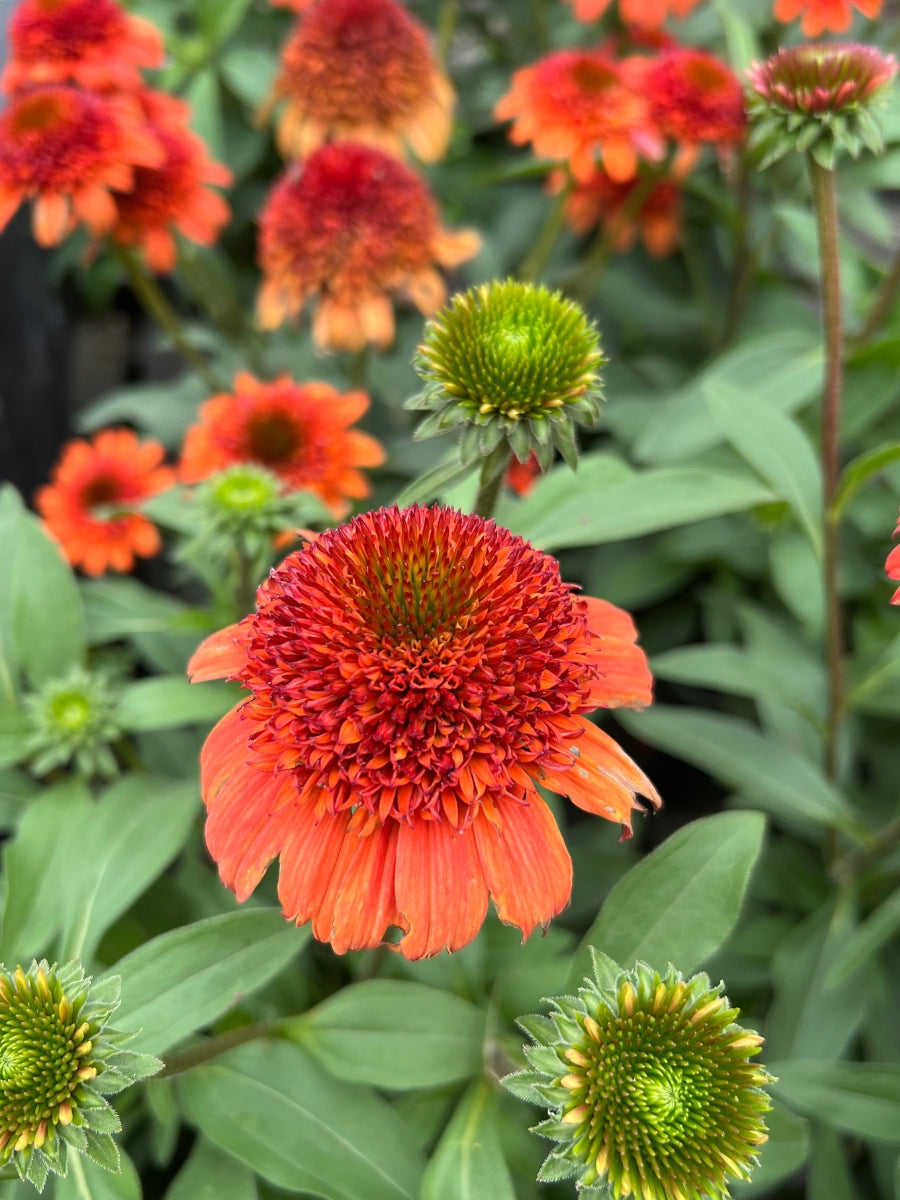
188,506,659,960
494,50,663,183
3,0,164,93
645,48,746,175
108,90,232,273
553,168,682,256
35,429,175,577
773,0,881,35
270,0,454,164
257,142,480,351
179,372,386,518
0,84,163,247
886,511,900,604
563,0,702,28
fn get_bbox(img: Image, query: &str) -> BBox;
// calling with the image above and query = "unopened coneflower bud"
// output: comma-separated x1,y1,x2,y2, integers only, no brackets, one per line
24,666,121,780
504,951,773,1199
0,961,160,1191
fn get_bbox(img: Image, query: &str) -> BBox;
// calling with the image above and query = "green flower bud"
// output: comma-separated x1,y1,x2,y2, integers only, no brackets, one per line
0,961,160,1192
505,952,772,1200
409,279,605,472
24,667,121,780
747,42,897,170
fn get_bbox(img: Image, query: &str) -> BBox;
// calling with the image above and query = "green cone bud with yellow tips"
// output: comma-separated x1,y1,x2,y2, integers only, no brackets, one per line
0,961,160,1192
408,279,605,472
24,666,122,780
504,952,772,1200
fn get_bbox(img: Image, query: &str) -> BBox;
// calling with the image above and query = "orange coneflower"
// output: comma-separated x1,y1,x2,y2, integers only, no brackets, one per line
179,372,386,518
270,0,454,163
505,451,543,497
564,0,703,27
35,429,175,577
0,84,162,246
188,506,659,960
886,511,900,604
108,90,232,273
645,48,745,175
553,168,682,256
772,0,881,35
3,0,163,94
256,142,479,351
494,49,663,183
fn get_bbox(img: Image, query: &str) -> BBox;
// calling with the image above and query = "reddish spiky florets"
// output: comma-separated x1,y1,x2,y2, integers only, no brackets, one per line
748,41,897,114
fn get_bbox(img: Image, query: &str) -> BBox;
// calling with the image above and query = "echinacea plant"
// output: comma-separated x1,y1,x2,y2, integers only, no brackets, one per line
505,951,772,1200
24,666,122,779
0,961,160,1191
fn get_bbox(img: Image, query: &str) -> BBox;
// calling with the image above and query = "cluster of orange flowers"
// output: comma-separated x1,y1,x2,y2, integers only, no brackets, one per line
0,0,231,271
36,375,385,577
564,0,881,36
255,0,479,352
496,27,745,259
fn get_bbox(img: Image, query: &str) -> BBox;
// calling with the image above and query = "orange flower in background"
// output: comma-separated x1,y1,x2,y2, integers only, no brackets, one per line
495,50,663,183
109,90,232,273
773,0,881,35
179,372,386,518
886,511,900,604
189,506,658,960
645,48,746,174
0,85,162,246
270,0,313,8
505,452,543,497
554,168,682,256
35,429,175,577
271,0,454,163
2,0,163,93
257,142,480,351
564,0,702,27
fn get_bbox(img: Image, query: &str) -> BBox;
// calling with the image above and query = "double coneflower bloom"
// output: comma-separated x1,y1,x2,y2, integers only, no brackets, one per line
189,506,659,960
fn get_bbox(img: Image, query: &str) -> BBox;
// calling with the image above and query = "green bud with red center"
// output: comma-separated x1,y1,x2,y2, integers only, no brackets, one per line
747,42,898,169
504,951,772,1199
0,961,160,1191
24,666,122,780
408,279,605,473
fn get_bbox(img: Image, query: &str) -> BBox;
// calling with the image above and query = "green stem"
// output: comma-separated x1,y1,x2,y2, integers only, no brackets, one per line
473,444,513,519
531,0,548,52
69,1152,95,1200
851,240,900,346
518,183,570,283
436,0,459,64
808,156,845,786
831,812,900,882
569,173,658,305
111,244,222,392
157,1020,279,1079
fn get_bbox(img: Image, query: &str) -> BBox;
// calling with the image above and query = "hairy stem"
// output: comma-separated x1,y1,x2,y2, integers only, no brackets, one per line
518,183,569,283
157,1020,280,1079
473,443,513,519
852,239,900,346
808,156,845,784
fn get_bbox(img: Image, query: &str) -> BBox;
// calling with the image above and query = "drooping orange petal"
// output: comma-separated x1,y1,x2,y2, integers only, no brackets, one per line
200,703,253,804
539,718,661,841
583,595,653,709
277,803,354,930
326,819,403,953
188,623,251,682
394,819,489,959
472,794,572,939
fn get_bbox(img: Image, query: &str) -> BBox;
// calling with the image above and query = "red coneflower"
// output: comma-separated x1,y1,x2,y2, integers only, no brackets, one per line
2,0,163,93
188,506,659,960
505,451,543,497
0,85,162,246
108,89,232,273
645,48,745,174
256,142,479,351
563,0,702,27
270,0,454,163
886,511,900,604
553,168,682,256
494,50,663,183
179,372,386,518
772,0,881,35
35,429,175,576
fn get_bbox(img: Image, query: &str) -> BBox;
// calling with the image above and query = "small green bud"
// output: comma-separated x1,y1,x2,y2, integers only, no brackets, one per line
24,667,121,780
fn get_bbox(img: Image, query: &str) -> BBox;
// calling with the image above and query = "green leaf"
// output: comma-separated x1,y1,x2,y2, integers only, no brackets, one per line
193,0,253,43
772,1061,900,1143
651,645,769,700
617,707,857,834
0,778,93,963
825,888,900,987
808,1124,860,1200
109,910,307,1056
186,70,225,162
570,812,765,982
56,1148,141,1200
393,457,478,506
81,576,191,644
11,511,85,687
179,1041,424,1200
0,707,32,769
0,489,25,705
706,383,823,556
117,677,237,732
163,1137,258,1200
291,980,486,1090
832,440,900,518
60,775,198,962
501,466,775,551
420,1081,516,1200
219,45,279,109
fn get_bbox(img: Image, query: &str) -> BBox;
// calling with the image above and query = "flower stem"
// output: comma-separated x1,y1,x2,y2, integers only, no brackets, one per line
851,239,900,346
473,443,512,519
808,156,845,784
436,0,459,64
111,244,222,392
518,183,569,283
157,1020,279,1079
